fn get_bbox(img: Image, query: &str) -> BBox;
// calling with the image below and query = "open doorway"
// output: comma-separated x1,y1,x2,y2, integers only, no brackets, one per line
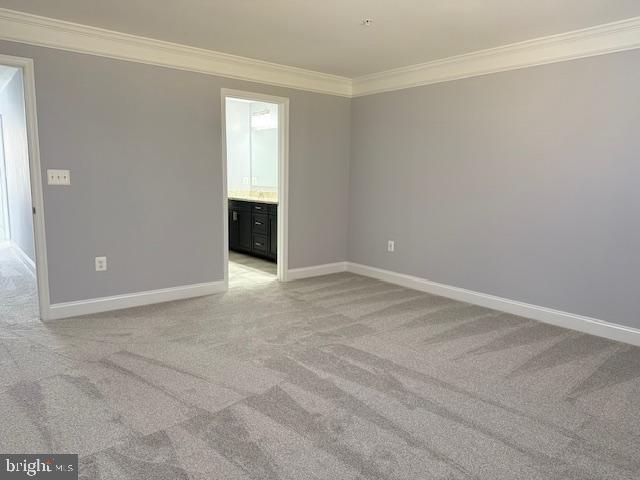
0,65,38,321
0,55,48,321
221,89,289,288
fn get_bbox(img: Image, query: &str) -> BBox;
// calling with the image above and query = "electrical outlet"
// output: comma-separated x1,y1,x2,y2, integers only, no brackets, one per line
387,240,395,252
95,256,107,272
47,169,71,186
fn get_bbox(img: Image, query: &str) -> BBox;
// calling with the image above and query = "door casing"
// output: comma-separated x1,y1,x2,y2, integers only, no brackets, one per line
220,88,290,284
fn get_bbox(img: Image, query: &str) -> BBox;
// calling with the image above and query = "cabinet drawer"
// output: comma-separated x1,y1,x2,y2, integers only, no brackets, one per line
252,234,269,254
252,203,269,213
252,213,268,234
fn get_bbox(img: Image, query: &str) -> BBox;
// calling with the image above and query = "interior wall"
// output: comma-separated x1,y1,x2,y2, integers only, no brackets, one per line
0,39,351,304
226,99,251,193
350,49,640,329
0,114,7,242
0,68,35,260
5,34,635,328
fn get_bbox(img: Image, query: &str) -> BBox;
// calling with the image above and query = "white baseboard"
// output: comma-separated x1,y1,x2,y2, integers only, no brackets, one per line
346,262,640,347
9,241,36,277
287,262,348,281
46,280,227,321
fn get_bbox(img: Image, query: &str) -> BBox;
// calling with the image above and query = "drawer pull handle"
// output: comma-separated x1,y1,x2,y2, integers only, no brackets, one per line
255,206,262,210
255,221,262,225
232,211,237,221
255,242,263,247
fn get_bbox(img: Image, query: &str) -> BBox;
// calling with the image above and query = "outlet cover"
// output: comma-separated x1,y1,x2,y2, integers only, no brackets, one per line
387,240,395,252
95,256,107,271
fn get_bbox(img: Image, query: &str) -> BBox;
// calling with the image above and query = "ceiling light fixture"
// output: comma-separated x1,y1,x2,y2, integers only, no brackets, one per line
361,19,373,27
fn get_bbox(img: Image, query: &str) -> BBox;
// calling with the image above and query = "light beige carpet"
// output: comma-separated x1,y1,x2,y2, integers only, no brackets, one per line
1,245,639,479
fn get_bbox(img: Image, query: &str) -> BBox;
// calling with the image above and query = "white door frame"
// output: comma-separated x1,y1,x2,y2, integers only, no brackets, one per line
220,88,290,284
0,115,11,241
0,54,50,319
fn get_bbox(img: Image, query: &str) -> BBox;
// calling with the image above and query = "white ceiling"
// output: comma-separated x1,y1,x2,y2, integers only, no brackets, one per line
0,0,639,78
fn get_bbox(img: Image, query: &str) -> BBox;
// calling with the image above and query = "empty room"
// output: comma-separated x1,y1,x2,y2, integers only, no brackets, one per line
0,1,639,479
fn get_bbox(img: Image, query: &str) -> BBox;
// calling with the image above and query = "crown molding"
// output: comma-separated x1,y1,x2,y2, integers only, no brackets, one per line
352,15,640,97
0,8,352,97
1,8,639,99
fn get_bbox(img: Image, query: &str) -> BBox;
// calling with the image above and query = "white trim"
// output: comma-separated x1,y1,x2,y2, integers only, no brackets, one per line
0,54,50,320
2,8,640,98
287,262,347,281
276,97,290,283
9,241,35,276
221,88,290,283
0,114,10,241
0,8,351,97
352,16,640,96
47,281,226,320
220,92,230,291
346,262,640,348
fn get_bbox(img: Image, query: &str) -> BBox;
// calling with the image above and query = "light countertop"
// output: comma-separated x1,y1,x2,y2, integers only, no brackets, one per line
228,196,278,204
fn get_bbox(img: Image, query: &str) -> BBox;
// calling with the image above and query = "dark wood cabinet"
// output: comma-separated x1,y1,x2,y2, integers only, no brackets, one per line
269,214,277,258
229,200,277,261
252,213,268,235
238,210,252,251
228,209,238,249
252,234,269,255
228,200,252,252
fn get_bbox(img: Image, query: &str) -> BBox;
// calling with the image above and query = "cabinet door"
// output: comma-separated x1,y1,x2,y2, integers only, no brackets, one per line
229,209,239,250
238,209,253,251
269,214,277,259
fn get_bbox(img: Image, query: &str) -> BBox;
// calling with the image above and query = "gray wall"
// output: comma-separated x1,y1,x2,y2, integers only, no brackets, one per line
0,69,35,260
3,37,636,328
0,40,351,304
0,103,7,242
350,50,640,328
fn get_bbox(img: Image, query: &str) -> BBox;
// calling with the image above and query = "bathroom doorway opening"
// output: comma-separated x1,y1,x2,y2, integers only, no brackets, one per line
221,89,289,288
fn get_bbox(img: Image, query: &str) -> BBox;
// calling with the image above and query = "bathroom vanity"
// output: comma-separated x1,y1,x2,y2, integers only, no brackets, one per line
228,199,277,261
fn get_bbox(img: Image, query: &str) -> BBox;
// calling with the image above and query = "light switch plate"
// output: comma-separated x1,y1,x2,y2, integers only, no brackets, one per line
48,169,71,186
